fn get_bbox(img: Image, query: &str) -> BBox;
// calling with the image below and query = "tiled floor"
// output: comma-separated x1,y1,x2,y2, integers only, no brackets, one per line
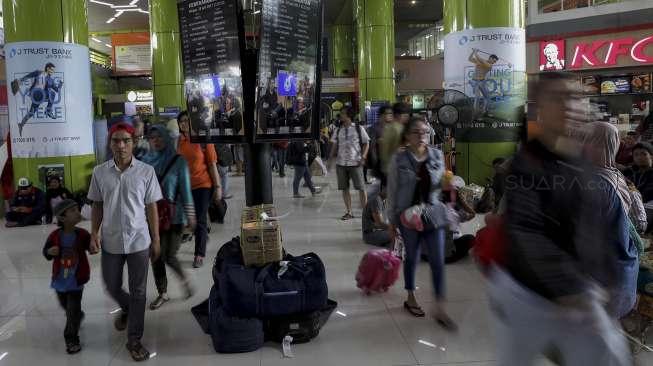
0,170,651,365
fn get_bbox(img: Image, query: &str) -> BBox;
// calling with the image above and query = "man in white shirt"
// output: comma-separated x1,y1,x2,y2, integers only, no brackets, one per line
88,122,162,362
330,107,370,220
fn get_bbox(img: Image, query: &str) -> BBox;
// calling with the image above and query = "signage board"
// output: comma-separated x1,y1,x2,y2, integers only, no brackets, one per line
255,0,322,141
178,0,245,143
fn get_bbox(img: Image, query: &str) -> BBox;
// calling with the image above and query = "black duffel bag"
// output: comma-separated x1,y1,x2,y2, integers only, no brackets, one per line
208,285,264,354
213,237,243,285
263,299,338,344
218,252,328,318
208,198,228,223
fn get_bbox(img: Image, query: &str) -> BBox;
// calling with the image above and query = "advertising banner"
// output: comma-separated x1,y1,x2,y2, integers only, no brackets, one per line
444,27,526,142
5,41,94,158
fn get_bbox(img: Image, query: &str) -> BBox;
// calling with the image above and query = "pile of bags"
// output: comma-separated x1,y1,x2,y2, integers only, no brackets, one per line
193,205,337,354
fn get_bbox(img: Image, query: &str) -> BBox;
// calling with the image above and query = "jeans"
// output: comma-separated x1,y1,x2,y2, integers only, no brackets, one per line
6,211,43,226
363,229,391,247
152,225,185,294
217,165,230,196
487,267,632,366
277,149,287,176
102,249,149,343
56,290,83,343
399,225,445,299
191,187,213,257
293,163,315,195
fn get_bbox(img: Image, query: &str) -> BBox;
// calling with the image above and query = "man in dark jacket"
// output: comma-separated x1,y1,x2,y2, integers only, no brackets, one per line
492,73,631,365
6,177,46,227
288,140,321,198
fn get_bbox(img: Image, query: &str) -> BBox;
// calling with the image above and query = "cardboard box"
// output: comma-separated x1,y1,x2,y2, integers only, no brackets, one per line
240,220,282,267
241,204,277,224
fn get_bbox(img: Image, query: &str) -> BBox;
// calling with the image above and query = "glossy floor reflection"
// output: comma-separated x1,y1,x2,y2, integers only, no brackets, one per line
0,170,651,365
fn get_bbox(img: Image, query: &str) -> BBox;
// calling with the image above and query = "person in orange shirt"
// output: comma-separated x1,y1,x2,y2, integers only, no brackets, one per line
176,111,222,268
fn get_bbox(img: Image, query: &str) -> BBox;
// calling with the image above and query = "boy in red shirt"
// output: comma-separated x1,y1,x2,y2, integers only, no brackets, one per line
42,199,98,354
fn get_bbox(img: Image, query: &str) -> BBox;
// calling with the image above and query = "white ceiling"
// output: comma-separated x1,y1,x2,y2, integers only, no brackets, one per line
87,0,149,33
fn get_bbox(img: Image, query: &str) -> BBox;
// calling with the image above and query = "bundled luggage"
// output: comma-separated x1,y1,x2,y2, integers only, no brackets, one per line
355,249,401,294
193,234,335,354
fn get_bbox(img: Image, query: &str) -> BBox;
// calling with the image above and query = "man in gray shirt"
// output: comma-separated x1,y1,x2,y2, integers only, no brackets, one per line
88,122,162,362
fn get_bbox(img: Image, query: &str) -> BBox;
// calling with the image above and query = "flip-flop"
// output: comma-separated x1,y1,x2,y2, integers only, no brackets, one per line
66,342,81,354
435,313,458,332
403,302,426,317
341,213,354,221
126,342,150,362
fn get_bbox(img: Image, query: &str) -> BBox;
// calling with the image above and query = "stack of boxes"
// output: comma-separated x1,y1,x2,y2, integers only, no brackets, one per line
240,204,283,267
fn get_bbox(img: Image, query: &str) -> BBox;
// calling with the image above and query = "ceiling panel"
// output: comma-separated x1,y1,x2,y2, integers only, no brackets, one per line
87,0,149,33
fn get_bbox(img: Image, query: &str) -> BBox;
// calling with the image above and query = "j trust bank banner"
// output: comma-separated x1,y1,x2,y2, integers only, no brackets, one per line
5,41,94,158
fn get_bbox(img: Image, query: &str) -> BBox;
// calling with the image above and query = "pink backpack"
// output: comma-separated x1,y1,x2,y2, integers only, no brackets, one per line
355,249,401,294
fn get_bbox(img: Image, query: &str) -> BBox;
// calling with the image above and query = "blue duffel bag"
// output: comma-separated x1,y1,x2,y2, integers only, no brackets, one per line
208,285,264,354
218,252,328,318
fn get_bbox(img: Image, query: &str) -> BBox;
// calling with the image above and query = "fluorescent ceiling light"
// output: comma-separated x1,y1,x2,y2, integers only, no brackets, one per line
91,37,102,43
130,0,140,4
90,0,114,6
106,17,116,23
138,9,149,14
114,5,137,8
105,44,113,48
254,10,261,14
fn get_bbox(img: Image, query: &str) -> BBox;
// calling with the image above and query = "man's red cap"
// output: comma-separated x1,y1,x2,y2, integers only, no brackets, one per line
108,122,135,140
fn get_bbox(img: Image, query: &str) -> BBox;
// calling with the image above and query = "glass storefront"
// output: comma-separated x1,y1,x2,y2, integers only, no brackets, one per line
407,25,444,59
538,0,638,13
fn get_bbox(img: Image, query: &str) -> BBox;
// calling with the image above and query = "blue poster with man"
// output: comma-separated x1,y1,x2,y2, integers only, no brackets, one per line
11,62,64,136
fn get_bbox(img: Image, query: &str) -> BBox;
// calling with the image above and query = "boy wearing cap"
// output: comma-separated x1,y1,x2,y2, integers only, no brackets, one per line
42,199,97,354
5,177,46,227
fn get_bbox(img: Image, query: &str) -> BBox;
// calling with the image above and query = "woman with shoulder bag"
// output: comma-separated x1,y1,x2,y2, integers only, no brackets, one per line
177,111,223,268
387,117,456,331
142,125,196,309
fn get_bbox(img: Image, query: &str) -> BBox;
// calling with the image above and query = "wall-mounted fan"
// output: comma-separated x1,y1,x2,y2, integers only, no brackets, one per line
430,89,474,127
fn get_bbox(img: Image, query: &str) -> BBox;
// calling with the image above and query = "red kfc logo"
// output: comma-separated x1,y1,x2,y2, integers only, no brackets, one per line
570,35,653,68
540,40,566,71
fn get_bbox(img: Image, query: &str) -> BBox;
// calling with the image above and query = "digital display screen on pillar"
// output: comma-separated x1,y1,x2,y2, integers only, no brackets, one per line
255,0,322,140
178,0,245,143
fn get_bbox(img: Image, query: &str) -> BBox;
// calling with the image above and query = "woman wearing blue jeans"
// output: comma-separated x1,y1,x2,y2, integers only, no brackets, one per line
387,117,455,331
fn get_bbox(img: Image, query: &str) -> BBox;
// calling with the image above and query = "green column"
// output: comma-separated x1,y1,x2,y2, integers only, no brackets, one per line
443,0,525,185
150,0,184,113
354,0,395,117
3,0,94,192
331,24,354,77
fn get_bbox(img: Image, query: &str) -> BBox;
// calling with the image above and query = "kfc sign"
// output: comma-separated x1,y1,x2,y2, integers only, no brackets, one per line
570,35,653,69
540,40,565,71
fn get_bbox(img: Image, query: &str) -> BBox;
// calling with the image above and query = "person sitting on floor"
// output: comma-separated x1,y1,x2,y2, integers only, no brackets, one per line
362,187,391,247
6,177,46,227
45,176,72,224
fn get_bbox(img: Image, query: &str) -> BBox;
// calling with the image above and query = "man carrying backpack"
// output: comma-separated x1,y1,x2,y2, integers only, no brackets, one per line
329,107,369,220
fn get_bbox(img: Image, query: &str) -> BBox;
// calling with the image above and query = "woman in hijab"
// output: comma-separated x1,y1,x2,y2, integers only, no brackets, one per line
142,125,196,310
582,122,639,319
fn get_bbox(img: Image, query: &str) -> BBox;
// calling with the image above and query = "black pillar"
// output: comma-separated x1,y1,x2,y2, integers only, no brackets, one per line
244,143,273,206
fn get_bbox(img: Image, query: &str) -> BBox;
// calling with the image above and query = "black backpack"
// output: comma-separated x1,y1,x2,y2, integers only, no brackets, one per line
216,144,234,167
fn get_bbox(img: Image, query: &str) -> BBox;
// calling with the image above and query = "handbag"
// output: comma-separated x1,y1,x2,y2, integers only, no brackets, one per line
420,201,450,232
157,155,181,232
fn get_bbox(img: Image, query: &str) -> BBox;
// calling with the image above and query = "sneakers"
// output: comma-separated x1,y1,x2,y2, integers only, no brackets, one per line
193,256,204,268
114,311,128,331
149,293,170,310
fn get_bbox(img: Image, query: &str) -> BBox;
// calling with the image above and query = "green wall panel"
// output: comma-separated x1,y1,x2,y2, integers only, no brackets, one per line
153,85,185,111
366,26,393,79
456,142,517,185
152,33,183,86
12,154,95,193
365,78,395,103
3,0,64,42
62,0,89,45
150,0,181,33
364,0,393,26
150,0,184,112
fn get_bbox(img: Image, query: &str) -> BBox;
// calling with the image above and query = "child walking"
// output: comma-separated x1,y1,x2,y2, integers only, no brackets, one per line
42,199,98,354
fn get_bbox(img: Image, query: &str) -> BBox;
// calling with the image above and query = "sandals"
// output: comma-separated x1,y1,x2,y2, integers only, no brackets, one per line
66,341,81,354
114,311,128,331
149,294,170,310
341,213,355,221
435,313,458,332
403,301,426,317
126,341,150,362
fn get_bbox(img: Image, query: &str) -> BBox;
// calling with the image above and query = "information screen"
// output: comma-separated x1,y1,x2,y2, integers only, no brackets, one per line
256,0,321,139
178,0,245,143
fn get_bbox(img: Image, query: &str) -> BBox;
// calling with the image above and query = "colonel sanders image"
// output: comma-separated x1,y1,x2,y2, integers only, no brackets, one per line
540,42,565,71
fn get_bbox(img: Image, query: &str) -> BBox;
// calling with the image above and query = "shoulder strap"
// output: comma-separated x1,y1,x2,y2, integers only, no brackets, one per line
356,125,363,147
159,155,181,182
